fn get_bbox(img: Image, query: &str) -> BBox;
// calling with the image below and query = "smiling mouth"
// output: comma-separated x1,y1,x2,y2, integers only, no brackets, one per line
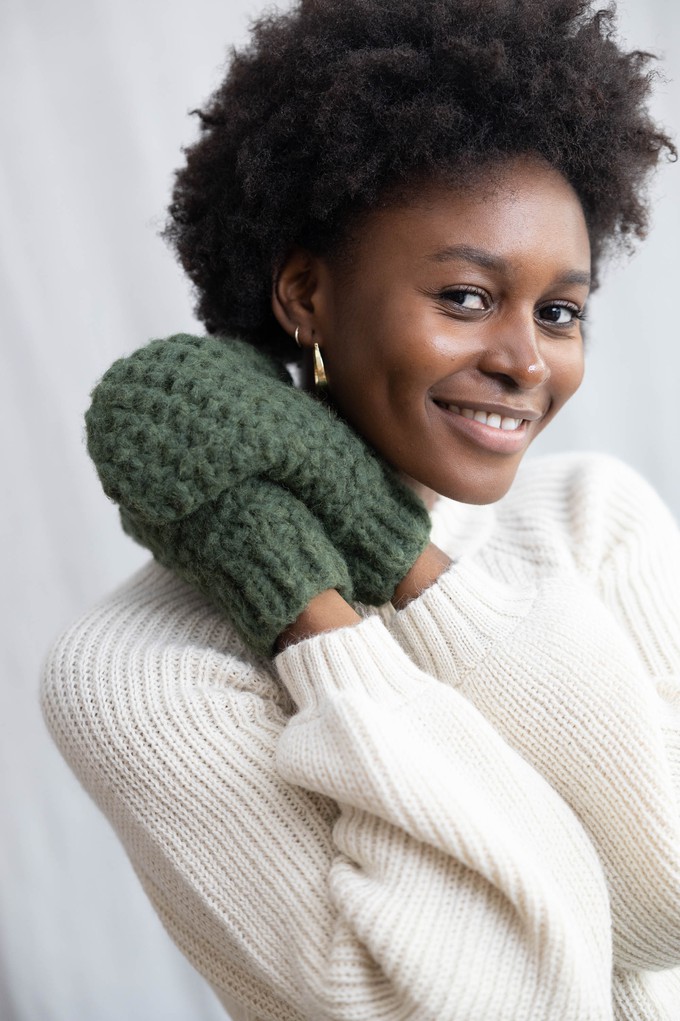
434,402,525,431
432,399,536,454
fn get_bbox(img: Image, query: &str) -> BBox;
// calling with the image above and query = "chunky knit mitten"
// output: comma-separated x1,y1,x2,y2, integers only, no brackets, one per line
86,334,431,633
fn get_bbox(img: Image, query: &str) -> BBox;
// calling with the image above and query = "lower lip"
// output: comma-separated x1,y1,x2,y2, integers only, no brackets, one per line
433,402,533,454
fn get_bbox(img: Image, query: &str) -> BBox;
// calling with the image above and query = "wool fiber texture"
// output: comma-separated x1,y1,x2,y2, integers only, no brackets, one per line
42,451,680,1018
85,334,431,652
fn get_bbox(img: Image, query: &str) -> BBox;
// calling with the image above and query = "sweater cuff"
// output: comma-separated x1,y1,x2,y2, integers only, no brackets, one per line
390,557,536,680
274,615,431,713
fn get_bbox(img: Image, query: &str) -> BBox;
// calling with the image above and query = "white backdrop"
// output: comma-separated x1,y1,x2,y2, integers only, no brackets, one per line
1,1,678,1019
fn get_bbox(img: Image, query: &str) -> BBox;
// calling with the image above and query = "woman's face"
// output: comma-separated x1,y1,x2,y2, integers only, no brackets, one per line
279,157,591,505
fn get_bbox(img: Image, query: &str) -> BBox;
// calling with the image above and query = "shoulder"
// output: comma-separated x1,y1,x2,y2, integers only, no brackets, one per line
511,450,676,539
41,560,293,803
478,451,676,581
509,448,646,500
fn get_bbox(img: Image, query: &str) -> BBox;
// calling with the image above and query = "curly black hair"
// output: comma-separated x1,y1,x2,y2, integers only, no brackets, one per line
164,0,675,360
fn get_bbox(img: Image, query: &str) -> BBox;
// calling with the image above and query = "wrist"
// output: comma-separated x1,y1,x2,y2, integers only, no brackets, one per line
391,543,453,610
275,589,362,652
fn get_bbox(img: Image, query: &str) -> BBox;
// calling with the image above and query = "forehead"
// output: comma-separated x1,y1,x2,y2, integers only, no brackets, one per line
348,158,591,274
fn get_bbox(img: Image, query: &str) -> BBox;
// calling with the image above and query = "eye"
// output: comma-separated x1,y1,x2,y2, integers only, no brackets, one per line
440,287,488,311
537,302,585,327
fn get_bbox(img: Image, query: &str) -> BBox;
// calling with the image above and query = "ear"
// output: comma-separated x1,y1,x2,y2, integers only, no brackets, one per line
271,247,326,349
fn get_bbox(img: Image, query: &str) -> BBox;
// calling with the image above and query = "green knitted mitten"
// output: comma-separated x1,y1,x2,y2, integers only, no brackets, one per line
86,333,432,606
120,478,353,658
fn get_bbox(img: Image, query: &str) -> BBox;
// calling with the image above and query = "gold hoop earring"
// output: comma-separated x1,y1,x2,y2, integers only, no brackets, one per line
313,343,327,388
294,326,302,348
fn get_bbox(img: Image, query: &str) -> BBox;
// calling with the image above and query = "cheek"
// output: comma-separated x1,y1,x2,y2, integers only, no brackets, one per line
329,302,429,401
552,342,585,406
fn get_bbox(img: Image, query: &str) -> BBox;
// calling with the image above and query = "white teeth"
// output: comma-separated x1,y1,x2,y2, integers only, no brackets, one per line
443,403,523,431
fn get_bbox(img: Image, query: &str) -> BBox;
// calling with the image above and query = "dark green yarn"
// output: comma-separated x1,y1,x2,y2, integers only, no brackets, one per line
86,333,432,651
120,479,353,658
86,334,293,522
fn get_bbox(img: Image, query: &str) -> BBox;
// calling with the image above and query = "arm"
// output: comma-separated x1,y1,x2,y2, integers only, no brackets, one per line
390,459,680,975
42,567,613,1021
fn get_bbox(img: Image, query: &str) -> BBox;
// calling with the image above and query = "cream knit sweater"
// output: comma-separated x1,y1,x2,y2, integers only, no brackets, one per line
41,452,680,1021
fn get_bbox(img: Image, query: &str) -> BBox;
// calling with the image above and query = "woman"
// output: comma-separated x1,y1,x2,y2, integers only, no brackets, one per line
41,0,680,1018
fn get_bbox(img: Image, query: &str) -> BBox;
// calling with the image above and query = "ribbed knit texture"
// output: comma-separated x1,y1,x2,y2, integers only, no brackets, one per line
119,478,353,657
85,334,431,623
41,451,680,1020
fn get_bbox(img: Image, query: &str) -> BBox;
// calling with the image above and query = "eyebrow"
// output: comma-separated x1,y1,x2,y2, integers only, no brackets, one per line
428,243,591,288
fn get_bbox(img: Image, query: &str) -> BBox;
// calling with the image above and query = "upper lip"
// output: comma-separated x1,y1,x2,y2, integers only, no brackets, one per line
432,397,545,422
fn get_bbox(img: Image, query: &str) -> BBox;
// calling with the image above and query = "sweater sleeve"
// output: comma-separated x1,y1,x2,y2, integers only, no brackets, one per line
41,564,613,1021
390,458,680,981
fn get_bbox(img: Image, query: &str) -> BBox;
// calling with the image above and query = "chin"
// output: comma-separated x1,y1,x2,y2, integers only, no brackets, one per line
427,461,522,506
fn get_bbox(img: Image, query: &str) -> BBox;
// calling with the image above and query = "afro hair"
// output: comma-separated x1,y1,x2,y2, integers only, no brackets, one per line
164,0,676,359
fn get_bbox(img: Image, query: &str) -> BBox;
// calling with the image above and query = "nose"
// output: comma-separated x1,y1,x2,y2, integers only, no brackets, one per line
477,311,550,389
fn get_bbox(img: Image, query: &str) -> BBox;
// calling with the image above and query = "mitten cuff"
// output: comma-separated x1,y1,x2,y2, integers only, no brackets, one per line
333,467,432,605
121,481,354,658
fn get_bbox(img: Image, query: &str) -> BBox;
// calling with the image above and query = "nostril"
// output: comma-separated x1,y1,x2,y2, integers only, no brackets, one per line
485,371,522,389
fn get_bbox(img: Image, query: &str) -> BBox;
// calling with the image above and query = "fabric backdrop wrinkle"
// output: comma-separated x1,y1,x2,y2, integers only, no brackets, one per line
1,1,678,1019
